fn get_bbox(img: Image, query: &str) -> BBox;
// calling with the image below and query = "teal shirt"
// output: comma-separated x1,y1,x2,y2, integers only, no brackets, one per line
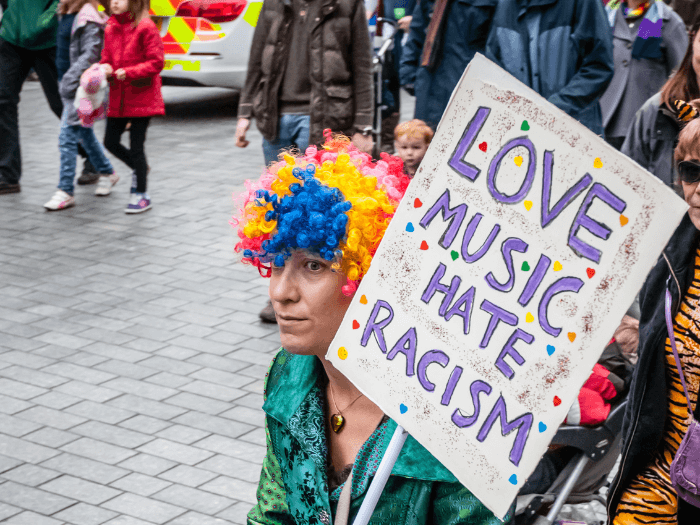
0,0,60,50
248,349,510,525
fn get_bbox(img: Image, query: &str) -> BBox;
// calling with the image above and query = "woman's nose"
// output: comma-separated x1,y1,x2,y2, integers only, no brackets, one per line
269,266,301,303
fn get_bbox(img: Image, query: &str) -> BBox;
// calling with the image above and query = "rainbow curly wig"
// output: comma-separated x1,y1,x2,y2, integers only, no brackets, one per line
232,132,410,295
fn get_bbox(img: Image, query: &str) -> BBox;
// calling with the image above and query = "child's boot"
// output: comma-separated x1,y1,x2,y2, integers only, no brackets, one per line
95,172,119,196
44,190,75,211
125,193,152,214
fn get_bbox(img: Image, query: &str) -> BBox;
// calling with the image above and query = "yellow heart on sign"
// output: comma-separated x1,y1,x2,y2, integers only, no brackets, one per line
523,200,533,211
553,261,563,271
525,312,534,323
594,157,603,169
514,156,523,167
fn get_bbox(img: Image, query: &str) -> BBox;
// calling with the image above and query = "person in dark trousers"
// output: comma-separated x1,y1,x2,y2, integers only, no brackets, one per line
400,0,497,130
234,0,374,323
600,0,687,150
0,0,94,194
621,21,700,190
485,0,614,136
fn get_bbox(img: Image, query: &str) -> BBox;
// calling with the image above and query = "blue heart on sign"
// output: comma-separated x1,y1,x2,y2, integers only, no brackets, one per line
547,345,555,356
538,422,547,433
406,222,415,232
399,403,408,414
508,474,518,485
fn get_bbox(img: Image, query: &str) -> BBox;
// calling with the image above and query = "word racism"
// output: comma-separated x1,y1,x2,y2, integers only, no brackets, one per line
360,107,627,468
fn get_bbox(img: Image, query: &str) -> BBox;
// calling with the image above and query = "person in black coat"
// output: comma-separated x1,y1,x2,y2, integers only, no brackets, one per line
608,117,700,523
399,0,497,130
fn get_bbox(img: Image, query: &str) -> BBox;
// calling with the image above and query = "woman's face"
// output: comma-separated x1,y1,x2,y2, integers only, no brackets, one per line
269,251,353,357
692,31,700,78
681,151,700,230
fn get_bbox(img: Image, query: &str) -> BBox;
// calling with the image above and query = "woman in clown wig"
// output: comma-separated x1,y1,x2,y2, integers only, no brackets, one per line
234,133,505,525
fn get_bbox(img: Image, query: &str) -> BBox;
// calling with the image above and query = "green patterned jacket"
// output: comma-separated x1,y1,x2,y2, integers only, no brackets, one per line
247,349,509,525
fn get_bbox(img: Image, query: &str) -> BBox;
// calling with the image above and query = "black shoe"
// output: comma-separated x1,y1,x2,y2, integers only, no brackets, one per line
77,161,99,185
259,300,277,323
0,181,20,195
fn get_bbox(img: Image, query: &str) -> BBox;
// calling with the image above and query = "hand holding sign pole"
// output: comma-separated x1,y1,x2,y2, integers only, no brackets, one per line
329,54,687,519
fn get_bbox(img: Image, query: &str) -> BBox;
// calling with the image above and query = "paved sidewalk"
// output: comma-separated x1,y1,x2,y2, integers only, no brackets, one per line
0,82,280,525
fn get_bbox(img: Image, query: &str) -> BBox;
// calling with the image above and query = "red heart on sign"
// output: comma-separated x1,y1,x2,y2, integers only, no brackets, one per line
420,241,429,250
478,142,488,152
553,396,562,407
352,320,360,329
586,268,595,279
414,198,423,208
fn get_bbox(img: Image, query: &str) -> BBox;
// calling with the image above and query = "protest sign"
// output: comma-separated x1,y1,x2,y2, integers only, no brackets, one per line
326,54,688,518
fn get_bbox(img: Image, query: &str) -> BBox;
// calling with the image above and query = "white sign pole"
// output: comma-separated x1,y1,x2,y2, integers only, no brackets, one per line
353,425,408,525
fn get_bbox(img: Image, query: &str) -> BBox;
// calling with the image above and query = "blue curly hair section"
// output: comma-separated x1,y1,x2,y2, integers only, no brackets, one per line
242,165,353,267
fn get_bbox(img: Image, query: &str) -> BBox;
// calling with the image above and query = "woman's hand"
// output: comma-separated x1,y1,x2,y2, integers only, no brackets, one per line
114,68,127,81
101,63,113,77
352,132,373,155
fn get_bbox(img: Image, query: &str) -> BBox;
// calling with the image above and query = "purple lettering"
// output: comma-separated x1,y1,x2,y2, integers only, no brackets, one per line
417,350,450,392
461,214,500,263
421,263,462,317
361,300,394,353
476,396,533,467
541,151,593,228
568,183,627,264
387,327,417,376
538,277,584,337
487,137,537,204
495,328,534,379
451,380,492,428
518,254,551,307
485,238,529,292
441,366,463,406
419,190,467,249
448,107,491,181
444,286,476,335
479,300,518,348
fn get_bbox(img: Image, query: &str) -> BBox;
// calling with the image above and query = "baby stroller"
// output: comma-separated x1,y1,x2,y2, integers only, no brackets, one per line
371,17,399,158
515,398,627,525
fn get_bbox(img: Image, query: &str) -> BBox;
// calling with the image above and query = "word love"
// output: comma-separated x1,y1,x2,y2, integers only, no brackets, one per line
449,107,627,264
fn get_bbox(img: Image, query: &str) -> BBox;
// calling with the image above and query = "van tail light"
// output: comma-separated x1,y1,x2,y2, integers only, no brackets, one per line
176,0,247,22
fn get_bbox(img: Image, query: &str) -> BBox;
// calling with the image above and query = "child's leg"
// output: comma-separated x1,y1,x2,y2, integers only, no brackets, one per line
129,117,151,194
103,117,134,169
57,110,80,195
78,126,114,175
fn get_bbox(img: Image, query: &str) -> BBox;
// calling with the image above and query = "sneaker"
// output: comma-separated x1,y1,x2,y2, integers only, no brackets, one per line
44,190,75,211
259,300,277,323
0,181,20,195
77,161,99,185
95,173,119,196
125,193,151,214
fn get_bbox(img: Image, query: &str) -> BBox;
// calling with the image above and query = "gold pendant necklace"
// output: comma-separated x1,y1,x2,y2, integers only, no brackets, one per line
328,382,363,433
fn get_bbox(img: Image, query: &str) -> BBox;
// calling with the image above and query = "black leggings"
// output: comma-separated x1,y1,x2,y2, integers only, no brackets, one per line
104,117,151,193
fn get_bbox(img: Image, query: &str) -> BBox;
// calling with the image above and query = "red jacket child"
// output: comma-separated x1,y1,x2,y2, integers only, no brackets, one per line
101,12,164,118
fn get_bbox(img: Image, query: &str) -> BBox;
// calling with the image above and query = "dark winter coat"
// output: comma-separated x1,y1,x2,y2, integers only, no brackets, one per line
606,213,700,523
56,13,76,82
485,0,614,135
400,0,497,130
237,0,374,144
100,12,165,118
600,2,687,140
621,93,680,189
58,4,107,127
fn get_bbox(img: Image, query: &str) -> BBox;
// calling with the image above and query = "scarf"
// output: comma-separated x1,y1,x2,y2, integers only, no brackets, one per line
606,0,664,60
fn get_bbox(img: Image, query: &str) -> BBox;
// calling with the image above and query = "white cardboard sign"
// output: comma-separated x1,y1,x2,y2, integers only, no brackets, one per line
327,55,688,518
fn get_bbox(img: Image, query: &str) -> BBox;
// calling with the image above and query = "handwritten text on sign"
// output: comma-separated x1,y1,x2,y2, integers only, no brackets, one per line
328,55,686,519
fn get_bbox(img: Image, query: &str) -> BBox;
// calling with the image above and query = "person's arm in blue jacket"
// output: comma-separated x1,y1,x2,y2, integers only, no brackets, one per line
547,0,614,118
399,0,430,92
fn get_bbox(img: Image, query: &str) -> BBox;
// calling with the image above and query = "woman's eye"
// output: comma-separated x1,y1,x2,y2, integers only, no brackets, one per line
306,260,324,271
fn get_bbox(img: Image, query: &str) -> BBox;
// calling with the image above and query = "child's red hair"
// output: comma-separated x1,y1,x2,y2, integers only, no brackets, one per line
394,119,434,144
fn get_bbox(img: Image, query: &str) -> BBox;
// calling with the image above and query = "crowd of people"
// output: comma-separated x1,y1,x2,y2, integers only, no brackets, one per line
4,0,700,523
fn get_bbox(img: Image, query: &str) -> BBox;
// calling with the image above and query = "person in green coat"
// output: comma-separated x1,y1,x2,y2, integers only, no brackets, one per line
0,0,93,194
232,135,510,524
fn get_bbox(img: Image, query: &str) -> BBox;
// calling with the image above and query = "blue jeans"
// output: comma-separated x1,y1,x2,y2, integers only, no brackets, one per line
262,114,310,166
58,107,113,195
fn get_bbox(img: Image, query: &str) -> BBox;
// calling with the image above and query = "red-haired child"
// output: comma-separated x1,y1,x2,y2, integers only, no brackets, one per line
394,119,433,177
